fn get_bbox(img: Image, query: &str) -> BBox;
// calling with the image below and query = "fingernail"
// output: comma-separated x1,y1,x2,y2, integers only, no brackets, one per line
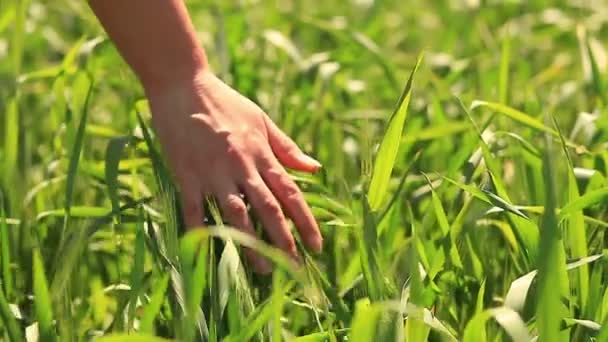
303,155,322,170
312,236,323,254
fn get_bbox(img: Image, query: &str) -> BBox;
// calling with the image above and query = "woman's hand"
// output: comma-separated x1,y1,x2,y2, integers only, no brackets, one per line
146,70,323,274
88,0,321,273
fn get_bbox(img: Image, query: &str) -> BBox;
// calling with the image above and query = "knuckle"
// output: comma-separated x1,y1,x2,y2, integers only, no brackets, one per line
245,177,264,189
224,195,247,217
266,169,300,200
260,197,283,218
281,179,301,201
264,168,282,182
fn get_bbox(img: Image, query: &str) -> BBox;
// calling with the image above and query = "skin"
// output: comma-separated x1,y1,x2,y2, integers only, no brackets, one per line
88,0,323,274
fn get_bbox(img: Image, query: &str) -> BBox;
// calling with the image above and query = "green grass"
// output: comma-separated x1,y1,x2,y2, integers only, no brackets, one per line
1,1,608,341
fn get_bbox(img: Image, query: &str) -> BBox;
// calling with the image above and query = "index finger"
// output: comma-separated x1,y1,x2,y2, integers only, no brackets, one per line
259,159,322,253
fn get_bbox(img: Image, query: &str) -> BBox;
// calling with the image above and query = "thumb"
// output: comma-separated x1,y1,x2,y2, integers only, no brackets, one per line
264,115,321,173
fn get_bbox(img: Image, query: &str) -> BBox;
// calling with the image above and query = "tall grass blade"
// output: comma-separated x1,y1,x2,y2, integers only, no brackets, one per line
377,150,421,223
135,106,171,193
424,174,462,268
471,101,556,135
11,0,27,75
139,273,170,334
536,115,569,342
64,72,92,214
499,28,511,104
3,98,18,192
558,187,608,220
105,136,130,216
553,115,590,313
271,270,287,341
405,203,431,342
0,207,12,299
349,300,381,342
585,37,607,104
127,218,146,330
358,197,391,301
179,230,210,341
367,53,423,210
33,248,55,341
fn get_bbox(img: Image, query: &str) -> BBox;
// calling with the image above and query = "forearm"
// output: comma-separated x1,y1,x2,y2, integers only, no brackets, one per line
88,0,207,91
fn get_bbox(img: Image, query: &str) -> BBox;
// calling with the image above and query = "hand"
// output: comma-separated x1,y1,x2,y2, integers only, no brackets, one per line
145,69,323,274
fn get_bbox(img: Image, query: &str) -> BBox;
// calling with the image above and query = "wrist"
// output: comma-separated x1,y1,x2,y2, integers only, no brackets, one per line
140,48,209,95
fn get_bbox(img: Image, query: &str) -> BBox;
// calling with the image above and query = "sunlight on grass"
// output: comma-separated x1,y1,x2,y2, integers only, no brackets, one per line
1,1,608,341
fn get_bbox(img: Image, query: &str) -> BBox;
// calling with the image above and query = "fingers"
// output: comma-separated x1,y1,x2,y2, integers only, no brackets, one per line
241,174,299,260
260,160,323,253
264,115,322,173
214,182,272,274
178,176,205,228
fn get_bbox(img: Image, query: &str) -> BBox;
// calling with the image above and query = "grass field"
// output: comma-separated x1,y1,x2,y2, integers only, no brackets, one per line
1,1,608,341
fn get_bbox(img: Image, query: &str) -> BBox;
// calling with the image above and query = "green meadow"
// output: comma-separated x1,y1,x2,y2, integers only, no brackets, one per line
1,1,608,341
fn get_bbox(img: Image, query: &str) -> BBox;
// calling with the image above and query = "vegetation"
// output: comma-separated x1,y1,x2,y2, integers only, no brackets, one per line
1,1,608,341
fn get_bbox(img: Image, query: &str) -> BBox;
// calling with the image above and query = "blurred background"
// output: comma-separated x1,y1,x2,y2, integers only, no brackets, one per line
1,0,607,341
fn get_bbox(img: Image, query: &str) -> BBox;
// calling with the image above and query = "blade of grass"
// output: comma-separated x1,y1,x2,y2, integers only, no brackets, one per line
598,318,608,341
11,0,27,75
558,187,608,220
505,254,603,313
3,98,18,193
33,248,55,342
179,229,210,341
441,176,529,220
358,196,392,301
135,103,172,193
377,150,421,223
499,27,511,104
37,206,112,220
586,37,607,104
553,115,590,313
271,270,287,341
349,299,381,342
423,174,463,268
402,121,470,144
61,72,93,261
471,100,556,135
0,206,12,299
405,203,431,342
0,284,23,342
223,282,294,342
302,248,351,323
105,136,130,216
536,116,570,341
127,217,146,331
367,53,423,210
462,307,531,342
139,273,170,334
